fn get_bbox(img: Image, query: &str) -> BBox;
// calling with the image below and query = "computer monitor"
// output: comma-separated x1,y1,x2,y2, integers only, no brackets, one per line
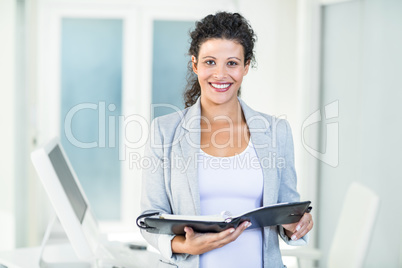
31,137,100,261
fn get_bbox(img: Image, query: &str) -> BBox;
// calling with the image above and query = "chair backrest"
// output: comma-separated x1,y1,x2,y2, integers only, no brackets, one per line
328,182,379,268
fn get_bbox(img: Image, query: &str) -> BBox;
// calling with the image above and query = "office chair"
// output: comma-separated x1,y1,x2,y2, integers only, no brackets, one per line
281,182,380,268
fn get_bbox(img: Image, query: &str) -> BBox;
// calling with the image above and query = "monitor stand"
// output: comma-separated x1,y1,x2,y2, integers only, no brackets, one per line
39,215,91,268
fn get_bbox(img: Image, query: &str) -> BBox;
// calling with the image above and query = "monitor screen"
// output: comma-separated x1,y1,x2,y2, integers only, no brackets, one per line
48,145,87,223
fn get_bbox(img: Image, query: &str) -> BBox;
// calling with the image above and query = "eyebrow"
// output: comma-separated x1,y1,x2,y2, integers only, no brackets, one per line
202,56,242,61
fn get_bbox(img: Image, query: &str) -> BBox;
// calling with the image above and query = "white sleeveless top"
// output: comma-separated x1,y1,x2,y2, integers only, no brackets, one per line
197,141,264,268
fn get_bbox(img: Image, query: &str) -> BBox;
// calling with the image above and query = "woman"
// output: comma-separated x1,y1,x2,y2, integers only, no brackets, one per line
140,11,313,268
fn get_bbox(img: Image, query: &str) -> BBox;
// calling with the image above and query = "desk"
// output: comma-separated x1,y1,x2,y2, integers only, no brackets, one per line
0,246,41,268
0,243,160,268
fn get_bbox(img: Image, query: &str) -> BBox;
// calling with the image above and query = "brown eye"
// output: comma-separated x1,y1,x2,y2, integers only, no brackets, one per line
227,61,238,66
206,60,215,65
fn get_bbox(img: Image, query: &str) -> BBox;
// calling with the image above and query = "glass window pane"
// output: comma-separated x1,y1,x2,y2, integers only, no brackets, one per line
152,20,194,118
60,18,123,220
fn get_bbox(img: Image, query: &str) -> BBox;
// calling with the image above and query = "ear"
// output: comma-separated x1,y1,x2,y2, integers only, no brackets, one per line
192,55,198,75
243,60,250,76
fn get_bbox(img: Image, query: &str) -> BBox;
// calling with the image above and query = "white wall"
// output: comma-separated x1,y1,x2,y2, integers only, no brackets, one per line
318,0,402,267
0,0,16,250
240,0,299,122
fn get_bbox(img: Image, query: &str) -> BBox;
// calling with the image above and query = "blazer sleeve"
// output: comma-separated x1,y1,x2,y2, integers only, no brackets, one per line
276,119,309,246
140,117,190,262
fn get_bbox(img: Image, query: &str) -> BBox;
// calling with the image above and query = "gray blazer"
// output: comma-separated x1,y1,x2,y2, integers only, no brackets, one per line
140,98,308,268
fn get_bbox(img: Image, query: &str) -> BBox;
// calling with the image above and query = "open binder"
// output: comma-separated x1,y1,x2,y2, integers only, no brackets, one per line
137,201,312,235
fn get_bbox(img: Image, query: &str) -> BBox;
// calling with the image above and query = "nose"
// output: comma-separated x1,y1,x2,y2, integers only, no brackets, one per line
213,64,227,80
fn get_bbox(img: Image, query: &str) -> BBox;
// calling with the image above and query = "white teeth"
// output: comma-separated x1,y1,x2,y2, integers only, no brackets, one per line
211,83,230,89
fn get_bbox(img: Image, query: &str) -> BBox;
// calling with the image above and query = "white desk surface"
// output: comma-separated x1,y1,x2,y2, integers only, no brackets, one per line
0,246,41,268
0,243,159,268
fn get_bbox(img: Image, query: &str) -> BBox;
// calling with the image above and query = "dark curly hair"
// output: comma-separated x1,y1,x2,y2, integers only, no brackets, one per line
183,11,257,108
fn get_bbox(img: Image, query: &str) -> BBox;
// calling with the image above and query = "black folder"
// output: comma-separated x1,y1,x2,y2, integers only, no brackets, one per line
137,201,311,235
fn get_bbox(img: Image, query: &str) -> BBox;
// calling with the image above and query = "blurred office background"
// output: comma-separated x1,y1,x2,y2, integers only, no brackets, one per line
1,0,401,267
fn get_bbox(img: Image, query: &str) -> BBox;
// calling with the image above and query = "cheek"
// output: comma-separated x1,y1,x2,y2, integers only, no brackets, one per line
231,69,246,81
197,68,212,81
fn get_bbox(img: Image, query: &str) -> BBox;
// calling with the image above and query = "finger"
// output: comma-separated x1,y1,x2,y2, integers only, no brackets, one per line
208,222,251,249
282,223,298,233
212,228,234,242
215,221,249,240
292,218,313,241
219,221,251,243
284,215,306,234
298,219,313,239
184,226,195,238
296,213,312,230
194,226,237,245
290,214,311,240
236,221,251,233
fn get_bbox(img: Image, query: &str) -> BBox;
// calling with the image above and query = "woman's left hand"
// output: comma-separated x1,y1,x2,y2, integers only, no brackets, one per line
282,212,313,241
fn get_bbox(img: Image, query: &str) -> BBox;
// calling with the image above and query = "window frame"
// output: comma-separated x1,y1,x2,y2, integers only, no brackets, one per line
294,0,358,255
37,3,139,232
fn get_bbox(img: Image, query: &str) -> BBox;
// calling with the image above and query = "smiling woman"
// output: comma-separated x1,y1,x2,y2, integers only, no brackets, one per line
140,11,313,268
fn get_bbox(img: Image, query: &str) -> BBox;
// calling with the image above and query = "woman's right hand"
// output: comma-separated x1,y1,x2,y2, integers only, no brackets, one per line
171,221,251,255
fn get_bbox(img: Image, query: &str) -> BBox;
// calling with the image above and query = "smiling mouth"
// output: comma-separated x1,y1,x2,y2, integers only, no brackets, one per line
209,83,232,91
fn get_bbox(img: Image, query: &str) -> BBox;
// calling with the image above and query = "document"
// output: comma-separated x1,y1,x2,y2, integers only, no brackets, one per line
137,201,311,235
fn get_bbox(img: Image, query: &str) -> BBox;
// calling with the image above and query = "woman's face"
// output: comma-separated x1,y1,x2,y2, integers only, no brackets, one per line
192,38,250,107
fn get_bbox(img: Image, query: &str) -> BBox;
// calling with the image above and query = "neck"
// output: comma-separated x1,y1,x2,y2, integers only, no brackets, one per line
200,97,244,125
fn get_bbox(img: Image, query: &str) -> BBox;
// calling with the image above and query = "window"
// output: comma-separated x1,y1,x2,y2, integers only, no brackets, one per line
60,18,123,220
151,20,194,118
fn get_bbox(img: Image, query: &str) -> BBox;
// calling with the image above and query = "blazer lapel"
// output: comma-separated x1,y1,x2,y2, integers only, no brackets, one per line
179,98,202,215
239,99,279,206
